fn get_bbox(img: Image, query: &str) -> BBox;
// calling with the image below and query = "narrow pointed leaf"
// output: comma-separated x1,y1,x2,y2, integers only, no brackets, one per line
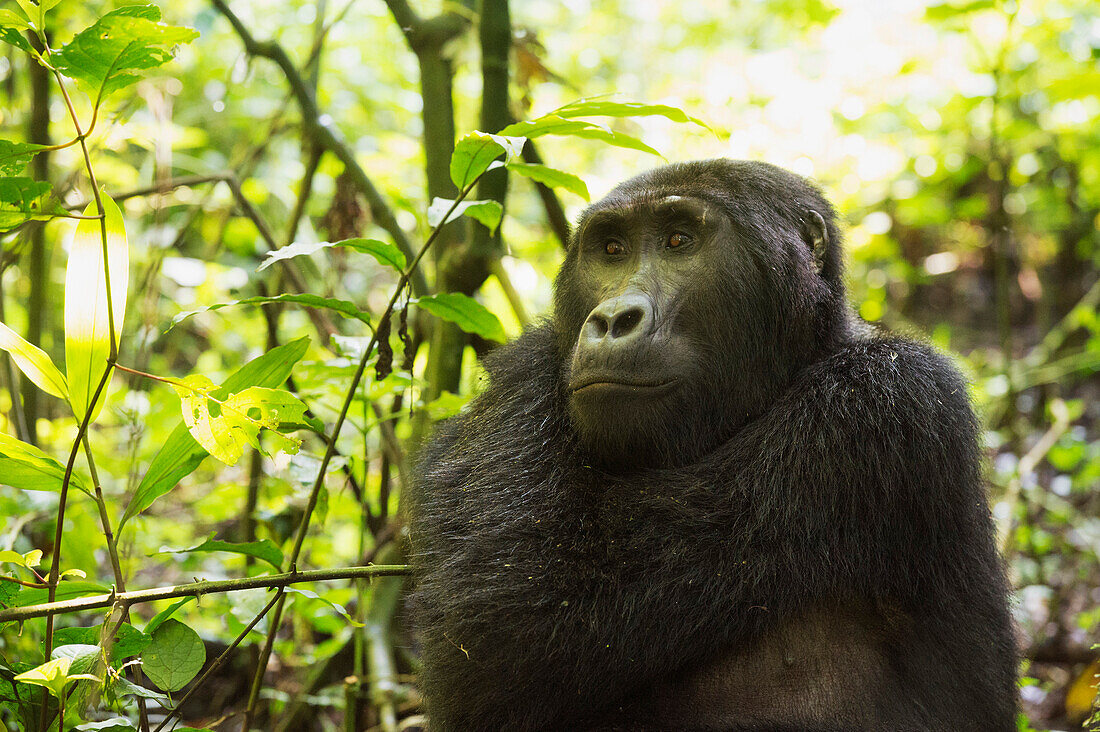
157,535,284,570
506,162,589,201
415,293,506,343
122,337,309,529
259,237,406,272
171,294,371,329
0,321,69,399
499,116,662,156
0,433,91,494
65,193,127,421
553,99,711,131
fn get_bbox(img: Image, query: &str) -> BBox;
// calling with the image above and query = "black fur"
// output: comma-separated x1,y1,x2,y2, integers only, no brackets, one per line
409,160,1017,731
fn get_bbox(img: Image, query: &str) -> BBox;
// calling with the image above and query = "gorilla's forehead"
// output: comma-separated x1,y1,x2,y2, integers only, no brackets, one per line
577,192,721,235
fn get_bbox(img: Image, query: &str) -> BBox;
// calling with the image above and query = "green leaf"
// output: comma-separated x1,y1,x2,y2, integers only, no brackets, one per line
157,535,284,570
0,432,91,494
0,11,33,53
65,193,128,421
55,624,150,663
12,580,110,607
0,321,69,399
462,200,503,234
552,98,711,131
171,294,371,329
498,116,661,156
450,131,526,189
0,549,42,568
505,162,589,201
0,141,49,176
13,657,79,698
415,293,506,343
172,376,307,466
0,177,62,231
259,237,406,273
140,619,205,692
14,0,61,29
123,337,309,529
76,719,138,731
427,198,505,228
144,597,195,635
52,5,198,103
924,0,996,21
284,587,362,627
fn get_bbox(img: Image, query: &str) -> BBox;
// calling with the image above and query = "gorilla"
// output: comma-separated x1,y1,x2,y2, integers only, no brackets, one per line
409,160,1017,731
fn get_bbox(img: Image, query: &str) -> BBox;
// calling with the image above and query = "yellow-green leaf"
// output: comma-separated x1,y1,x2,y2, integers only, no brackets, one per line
0,321,68,399
171,376,307,466
505,162,590,201
65,193,128,421
0,432,91,494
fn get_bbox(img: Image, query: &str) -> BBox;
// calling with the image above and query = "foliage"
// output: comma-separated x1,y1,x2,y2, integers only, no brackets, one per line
0,0,1095,730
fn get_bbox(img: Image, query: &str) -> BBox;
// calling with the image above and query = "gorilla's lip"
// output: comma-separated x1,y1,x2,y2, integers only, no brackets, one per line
569,378,678,394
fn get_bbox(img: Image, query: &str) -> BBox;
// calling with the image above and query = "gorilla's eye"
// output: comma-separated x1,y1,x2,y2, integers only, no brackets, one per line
667,232,692,249
605,240,626,256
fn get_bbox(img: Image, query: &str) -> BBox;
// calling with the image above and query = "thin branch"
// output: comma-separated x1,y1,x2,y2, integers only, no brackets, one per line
210,0,428,297
0,565,409,623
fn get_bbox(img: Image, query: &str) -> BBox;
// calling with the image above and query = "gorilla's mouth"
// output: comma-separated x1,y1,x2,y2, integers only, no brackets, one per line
570,378,678,394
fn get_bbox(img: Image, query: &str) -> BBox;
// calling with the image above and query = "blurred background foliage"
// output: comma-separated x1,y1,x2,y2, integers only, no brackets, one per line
0,0,1097,729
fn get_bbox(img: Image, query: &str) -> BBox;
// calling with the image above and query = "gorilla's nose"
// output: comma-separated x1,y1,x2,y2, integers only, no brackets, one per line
581,292,654,348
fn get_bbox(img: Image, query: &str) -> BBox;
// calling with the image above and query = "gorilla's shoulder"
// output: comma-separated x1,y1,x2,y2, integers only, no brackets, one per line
805,331,976,432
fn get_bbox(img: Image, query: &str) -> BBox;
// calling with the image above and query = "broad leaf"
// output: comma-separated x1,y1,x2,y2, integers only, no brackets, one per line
428,198,504,228
140,619,205,693
0,177,62,231
13,656,99,698
0,432,91,494
123,337,309,529
76,718,138,731
462,200,503,234
0,11,32,53
415,293,506,343
157,535,284,570
14,0,62,30
171,294,371,329
259,237,406,272
52,5,198,103
505,162,589,201
172,376,307,466
65,193,128,421
0,549,42,569
450,131,526,189
0,321,69,399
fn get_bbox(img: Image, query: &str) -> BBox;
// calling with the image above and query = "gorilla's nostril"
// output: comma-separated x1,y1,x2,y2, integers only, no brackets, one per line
589,314,609,338
610,308,643,338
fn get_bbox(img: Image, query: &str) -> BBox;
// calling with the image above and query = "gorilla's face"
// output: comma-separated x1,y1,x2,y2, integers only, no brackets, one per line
553,162,837,471
555,193,747,469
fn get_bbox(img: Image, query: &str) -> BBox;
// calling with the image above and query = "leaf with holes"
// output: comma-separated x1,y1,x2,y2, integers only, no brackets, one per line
0,177,63,231
53,5,198,103
172,375,307,466
123,338,309,529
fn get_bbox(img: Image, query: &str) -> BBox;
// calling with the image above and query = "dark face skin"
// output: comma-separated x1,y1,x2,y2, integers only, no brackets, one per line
556,194,748,469
553,161,841,471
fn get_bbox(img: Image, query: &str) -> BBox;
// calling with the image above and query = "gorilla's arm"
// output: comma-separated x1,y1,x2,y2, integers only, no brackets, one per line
410,326,1005,730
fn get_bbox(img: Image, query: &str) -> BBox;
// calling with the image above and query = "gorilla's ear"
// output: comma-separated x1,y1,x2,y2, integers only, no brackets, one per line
801,210,829,273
